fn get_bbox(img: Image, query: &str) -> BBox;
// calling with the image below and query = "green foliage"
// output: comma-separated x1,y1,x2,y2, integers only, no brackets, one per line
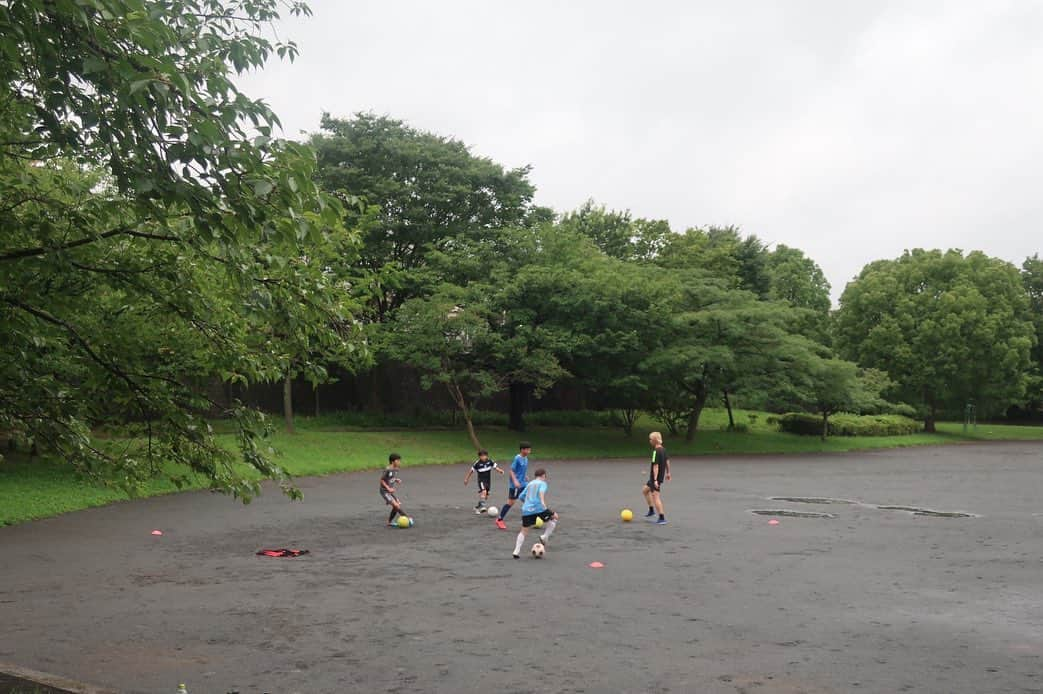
311,113,537,320
0,0,361,499
836,249,1035,429
777,413,920,437
1021,254,1043,412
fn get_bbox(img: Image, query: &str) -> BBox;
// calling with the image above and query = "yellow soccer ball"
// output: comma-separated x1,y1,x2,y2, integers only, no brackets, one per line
535,516,544,529
621,509,634,522
397,515,411,528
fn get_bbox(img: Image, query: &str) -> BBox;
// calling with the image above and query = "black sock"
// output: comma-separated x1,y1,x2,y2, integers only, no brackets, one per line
388,508,398,523
659,514,665,521
499,503,511,520
648,506,654,513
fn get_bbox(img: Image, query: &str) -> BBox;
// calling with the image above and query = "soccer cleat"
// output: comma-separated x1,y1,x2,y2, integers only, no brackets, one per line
644,509,656,518
538,534,548,547
474,507,484,515
495,519,507,530
655,518,668,525
512,553,520,559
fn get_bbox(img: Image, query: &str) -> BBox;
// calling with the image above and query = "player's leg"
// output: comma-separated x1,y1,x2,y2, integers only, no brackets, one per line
513,516,533,558
497,486,520,528
643,483,656,517
652,489,666,524
539,510,558,545
385,494,401,525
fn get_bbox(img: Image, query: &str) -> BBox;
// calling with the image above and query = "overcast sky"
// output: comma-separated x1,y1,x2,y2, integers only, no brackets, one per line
238,1,1043,303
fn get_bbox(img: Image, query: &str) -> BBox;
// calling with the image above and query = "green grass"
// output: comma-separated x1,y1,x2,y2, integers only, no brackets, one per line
2,408,1042,526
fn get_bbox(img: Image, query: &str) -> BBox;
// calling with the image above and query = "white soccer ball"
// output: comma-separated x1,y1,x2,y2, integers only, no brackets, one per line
531,542,545,558
486,506,498,517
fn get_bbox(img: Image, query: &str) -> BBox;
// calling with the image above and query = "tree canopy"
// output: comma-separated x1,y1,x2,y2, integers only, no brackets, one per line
0,0,358,498
835,249,1035,430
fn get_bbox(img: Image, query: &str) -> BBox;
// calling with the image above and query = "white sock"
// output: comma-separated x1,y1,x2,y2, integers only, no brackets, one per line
513,532,526,556
541,519,557,541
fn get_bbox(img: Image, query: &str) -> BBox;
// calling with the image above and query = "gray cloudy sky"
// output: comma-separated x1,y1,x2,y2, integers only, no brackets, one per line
239,1,1043,303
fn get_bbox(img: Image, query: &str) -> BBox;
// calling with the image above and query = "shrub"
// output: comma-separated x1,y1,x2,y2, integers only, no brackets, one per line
526,410,616,427
777,412,920,437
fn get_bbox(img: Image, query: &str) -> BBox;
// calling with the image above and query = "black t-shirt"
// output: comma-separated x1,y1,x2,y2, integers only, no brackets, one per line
649,447,667,484
380,467,399,492
472,458,497,477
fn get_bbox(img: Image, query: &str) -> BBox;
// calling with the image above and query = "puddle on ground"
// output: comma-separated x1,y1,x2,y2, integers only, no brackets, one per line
876,505,977,518
769,496,857,505
749,509,837,519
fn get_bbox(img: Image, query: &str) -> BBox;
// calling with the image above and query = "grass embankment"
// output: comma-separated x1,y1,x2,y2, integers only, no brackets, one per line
1,409,1040,525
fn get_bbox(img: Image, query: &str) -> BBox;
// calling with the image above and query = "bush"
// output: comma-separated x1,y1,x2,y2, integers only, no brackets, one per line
719,423,750,433
526,410,616,427
777,412,920,437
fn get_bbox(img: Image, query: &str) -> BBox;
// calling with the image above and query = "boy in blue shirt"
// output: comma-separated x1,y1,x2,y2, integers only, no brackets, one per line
512,468,558,558
495,442,531,530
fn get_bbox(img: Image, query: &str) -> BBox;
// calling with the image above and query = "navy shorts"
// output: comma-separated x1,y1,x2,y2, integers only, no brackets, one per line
477,476,491,493
522,510,554,527
508,485,527,500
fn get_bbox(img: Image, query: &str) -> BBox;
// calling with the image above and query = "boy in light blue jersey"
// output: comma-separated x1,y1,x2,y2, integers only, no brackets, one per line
495,441,531,530
512,468,558,559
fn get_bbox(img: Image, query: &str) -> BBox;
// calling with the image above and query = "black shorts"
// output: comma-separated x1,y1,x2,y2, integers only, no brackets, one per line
646,480,662,493
380,490,399,505
522,510,554,527
477,476,491,493
508,485,527,500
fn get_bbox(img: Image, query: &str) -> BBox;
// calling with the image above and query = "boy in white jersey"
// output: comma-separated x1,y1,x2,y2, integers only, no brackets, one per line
512,468,558,559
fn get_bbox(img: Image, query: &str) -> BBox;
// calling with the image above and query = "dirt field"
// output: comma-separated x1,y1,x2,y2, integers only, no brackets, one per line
1,442,1041,694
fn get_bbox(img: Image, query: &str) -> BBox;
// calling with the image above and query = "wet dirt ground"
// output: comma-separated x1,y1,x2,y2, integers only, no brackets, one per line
1,442,1041,693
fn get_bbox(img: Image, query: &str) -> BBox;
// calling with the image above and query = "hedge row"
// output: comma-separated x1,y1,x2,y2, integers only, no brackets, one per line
308,408,619,429
777,413,921,437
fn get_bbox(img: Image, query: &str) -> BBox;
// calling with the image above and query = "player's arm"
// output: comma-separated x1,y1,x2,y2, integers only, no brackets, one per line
665,456,671,482
651,462,660,489
539,489,547,507
464,468,473,485
494,462,505,475
381,475,395,493
510,463,521,487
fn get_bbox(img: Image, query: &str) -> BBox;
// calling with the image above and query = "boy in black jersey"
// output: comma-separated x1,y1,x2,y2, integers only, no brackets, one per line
642,431,671,525
380,453,408,526
463,449,504,514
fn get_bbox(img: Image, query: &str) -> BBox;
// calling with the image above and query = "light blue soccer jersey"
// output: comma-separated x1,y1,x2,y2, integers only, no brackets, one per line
509,454,529,490
521,479,547,515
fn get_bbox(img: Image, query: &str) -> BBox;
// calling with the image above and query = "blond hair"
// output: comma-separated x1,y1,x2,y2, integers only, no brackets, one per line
649,431,663,445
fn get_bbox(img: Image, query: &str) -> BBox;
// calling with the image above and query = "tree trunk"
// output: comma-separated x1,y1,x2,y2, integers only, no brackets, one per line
619,408,637,436
923,392,937,433
508,382,529,431
283,373,295,434
821,411,829,441
447,382,482,451
314,386,320,417
685,382,710,442
723,389,735,430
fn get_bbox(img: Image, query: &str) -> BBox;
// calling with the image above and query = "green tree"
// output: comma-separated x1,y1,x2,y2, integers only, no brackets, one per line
657,226,772,297
1021,255,1043,415
792,359,885,440
311,113,537,320
766,244,832,313
641,278,816,440
835,250,1035,431
383,286,502,450
0,0,358,498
